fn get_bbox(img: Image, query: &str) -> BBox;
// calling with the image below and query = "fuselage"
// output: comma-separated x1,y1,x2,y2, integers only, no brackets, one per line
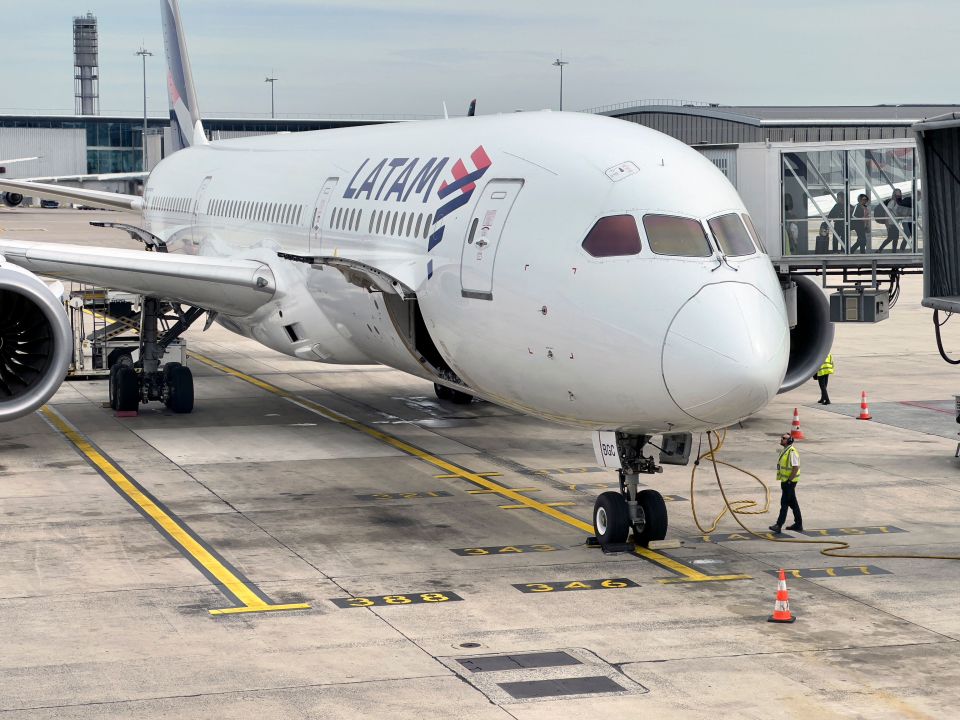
141,111,790,433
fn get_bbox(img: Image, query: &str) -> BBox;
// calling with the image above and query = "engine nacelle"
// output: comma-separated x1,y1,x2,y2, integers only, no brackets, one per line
778,274,835,393
2,192,25,208
0,262,72,421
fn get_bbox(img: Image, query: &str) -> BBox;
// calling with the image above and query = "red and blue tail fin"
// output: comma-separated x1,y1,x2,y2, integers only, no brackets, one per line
161,0,208,151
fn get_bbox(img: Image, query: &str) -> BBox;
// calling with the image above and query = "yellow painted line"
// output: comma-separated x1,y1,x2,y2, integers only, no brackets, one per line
467,486,539,495
189,352,746,582
499,502,576,510
437,472,502,479
39,406,311,615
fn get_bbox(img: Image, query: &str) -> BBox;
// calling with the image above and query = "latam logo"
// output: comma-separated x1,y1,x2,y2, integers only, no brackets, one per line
427,146,492,254
343,156,449,204
343,146,493,280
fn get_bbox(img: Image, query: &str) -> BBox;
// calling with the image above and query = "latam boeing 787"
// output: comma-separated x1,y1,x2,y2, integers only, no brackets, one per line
0,0,833,546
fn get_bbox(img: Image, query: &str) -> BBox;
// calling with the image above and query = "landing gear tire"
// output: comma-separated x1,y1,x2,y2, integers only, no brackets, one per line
593,491,630,545
114,366,140,413
632,489,668,547
108,364,120,410
164,364,194,414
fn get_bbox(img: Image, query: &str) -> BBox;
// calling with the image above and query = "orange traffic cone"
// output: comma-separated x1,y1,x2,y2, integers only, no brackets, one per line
790,407,805,440
858,391,872,420
768,568,796,623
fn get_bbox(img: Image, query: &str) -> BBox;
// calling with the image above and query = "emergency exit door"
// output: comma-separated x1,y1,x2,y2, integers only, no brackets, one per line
460,179,523,300
309,177,339,253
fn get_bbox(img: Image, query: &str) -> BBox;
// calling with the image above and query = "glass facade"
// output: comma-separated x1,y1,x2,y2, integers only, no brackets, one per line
0,116,385,175
782,147,920,255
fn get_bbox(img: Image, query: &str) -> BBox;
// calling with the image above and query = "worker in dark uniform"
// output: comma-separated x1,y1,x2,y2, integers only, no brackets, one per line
816,353,834,404
769,433,802,533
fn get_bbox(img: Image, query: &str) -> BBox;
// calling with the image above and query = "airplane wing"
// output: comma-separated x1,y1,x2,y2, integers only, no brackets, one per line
0,239,275,316
23,171,150,184
0,157,40,166
0,177,143,212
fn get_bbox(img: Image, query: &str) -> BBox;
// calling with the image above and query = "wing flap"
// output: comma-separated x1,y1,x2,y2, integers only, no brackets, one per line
0,178,143,212
0,239,274,316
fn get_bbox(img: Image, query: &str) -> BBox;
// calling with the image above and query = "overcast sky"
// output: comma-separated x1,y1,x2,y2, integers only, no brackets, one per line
2,1,957,118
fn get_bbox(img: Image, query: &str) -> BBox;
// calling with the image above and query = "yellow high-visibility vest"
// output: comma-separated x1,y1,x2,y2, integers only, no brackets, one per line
817,354,834,377
777,446,800,484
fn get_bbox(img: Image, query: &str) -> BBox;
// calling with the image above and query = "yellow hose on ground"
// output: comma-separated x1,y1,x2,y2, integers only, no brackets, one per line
691,430,960,561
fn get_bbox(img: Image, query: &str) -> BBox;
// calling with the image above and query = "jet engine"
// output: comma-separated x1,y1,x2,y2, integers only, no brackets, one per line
2,192,25,208
0,262,72,421
778,274,835,394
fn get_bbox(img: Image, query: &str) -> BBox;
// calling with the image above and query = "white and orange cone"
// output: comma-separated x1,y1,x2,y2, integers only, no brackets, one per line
790,407,805,440
858,391,873,421
768,568,796,623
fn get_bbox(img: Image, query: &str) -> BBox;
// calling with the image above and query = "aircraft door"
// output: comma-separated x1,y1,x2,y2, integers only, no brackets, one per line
191,175,213,248
309,177,340,253
460,179,523,300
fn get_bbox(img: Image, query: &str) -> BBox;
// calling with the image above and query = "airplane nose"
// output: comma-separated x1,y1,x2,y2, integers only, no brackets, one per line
662,282,789,426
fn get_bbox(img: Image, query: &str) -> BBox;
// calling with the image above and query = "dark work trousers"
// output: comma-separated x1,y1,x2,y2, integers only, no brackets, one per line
775,482,802,527
850,227,869,253
878,223,900,252
817,374,830,403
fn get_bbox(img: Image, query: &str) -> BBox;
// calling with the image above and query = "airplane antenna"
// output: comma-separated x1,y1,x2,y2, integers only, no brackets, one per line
467,99,476,117
442,102,449,120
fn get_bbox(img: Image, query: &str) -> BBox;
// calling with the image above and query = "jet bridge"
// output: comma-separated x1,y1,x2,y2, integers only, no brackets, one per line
913,114,960,372
705,138,925,322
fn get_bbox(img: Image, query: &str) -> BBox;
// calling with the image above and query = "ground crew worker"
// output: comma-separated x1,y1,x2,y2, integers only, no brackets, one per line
816,353,834,405
769,433,802,533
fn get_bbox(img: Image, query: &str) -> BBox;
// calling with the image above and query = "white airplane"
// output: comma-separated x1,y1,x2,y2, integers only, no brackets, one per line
0,0,833,546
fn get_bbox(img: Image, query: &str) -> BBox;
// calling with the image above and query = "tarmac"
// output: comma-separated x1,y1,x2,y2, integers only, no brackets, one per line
1,208,958,719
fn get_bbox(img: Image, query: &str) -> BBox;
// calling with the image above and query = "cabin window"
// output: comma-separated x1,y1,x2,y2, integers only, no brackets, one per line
398,212,407,236
406,213,414,237
414,213,422,238
390,212,399,235
708,213,756,257
355,209,362,232
581,215,642,257
376,211,384,234
424,214,432,239
642,214,712,257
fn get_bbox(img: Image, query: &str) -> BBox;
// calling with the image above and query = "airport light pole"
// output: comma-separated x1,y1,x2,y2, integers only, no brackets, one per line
552,57,569,111
136,48,153,171
265,75,278,119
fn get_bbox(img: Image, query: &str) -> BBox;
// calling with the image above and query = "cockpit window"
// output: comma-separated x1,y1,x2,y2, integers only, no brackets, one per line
642,214,712,257
581,215,642,258
708,213,756,257
741,213,766,254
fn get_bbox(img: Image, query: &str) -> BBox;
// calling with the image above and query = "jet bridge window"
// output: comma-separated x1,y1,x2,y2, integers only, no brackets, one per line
707,213,756,256
581,215,642,258
642,214,712,257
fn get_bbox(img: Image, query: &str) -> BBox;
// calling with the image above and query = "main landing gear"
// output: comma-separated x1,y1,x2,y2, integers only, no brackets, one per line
107,297,205,414
592,433,668,547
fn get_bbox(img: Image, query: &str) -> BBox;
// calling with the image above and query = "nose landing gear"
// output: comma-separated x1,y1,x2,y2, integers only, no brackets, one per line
591,433,669,547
